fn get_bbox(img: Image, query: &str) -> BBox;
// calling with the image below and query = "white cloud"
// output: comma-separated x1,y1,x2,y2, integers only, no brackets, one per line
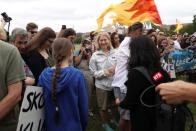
0,0,196,32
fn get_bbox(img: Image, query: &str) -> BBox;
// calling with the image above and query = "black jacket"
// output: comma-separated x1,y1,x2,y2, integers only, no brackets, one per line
22,50,47,85
120,68,170,131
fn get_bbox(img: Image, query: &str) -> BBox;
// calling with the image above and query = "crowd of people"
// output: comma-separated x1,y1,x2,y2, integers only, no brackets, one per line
0,20,196,131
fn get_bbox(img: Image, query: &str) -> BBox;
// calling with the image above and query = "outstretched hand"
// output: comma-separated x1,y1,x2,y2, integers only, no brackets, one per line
156,81,186,104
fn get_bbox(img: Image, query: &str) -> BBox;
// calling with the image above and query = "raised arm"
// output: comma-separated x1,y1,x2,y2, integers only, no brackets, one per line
156,80,196,104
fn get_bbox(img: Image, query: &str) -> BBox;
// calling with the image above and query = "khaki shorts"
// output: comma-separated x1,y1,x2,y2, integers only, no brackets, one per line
96,88,115,111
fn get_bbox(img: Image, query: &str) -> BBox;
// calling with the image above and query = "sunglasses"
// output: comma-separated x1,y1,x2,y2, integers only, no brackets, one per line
30,31,38,34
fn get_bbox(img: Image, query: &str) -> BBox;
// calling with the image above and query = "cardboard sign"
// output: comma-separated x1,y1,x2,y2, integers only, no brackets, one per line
161,57,176,78
17,86,45,131
162,63,176,78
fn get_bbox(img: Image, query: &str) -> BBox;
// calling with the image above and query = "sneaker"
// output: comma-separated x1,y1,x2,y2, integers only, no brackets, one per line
102,123,114,131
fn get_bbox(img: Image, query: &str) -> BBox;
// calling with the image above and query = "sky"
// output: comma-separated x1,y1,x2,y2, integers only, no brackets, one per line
0,0,196,33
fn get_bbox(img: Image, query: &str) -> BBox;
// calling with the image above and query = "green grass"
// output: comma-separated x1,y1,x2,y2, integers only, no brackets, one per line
188,104,196,119
74,44,81,51
86,91,119,131
86,90,103,131
87,114,104,131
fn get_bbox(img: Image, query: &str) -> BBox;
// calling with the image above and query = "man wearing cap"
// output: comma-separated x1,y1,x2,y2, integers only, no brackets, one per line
112,22,143,131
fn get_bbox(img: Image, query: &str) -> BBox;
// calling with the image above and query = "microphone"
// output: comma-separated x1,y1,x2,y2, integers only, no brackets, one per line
152,72,163,82
140,71,164,108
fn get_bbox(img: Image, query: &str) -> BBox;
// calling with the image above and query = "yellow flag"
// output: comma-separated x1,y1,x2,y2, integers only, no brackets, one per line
96,5,113,32
96,0,162,32
96,0,137,32
174,19,183,34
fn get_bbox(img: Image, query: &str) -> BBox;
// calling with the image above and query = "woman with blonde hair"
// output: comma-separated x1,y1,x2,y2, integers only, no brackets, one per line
89,32,117,131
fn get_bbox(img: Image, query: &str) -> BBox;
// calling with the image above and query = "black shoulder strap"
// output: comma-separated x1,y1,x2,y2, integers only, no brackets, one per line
133,66,154,85
133,66,160,108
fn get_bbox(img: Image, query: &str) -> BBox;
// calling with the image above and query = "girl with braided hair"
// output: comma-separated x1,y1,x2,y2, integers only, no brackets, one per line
38,38,88,131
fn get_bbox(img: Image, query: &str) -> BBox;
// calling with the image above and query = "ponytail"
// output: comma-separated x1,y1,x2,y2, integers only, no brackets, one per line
52,55,64,124
51,38,73,124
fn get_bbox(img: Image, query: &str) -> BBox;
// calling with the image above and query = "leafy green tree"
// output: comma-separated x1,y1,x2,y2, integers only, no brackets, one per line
193,15,196,32
168,25,176,35
74,34,82,44
180,15,196,34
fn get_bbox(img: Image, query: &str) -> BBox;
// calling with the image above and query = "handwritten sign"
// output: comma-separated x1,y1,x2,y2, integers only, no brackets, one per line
17,86,45,131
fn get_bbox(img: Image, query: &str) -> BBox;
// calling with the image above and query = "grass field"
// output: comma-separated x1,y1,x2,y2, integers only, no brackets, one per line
74,44,81,51
86,91,119,131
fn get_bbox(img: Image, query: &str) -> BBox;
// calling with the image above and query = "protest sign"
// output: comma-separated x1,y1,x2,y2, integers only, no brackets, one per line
170,50,196,72
17,86,45,131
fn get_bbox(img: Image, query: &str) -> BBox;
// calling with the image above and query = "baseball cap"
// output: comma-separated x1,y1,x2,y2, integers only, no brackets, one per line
128,22,143,32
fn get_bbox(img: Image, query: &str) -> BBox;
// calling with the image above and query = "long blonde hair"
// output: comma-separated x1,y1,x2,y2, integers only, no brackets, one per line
96,32,112,50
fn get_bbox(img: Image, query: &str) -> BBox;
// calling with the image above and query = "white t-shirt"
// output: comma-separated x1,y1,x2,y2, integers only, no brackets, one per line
174,40,182,50
112,37,131,93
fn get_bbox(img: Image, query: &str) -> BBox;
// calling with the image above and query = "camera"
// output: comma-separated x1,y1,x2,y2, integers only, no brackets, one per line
61,25,66,30
1,12,12,22
85,48,91,53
